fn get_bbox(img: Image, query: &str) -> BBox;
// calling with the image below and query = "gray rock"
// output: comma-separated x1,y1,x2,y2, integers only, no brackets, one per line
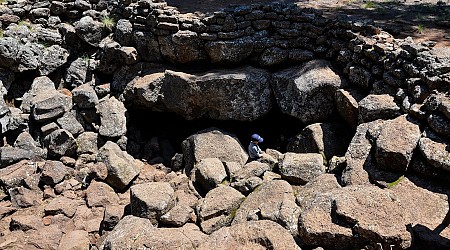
196,186,245,234
159,30,206,64
358,94,401,123
0,147,33,167
198,220,301,250
31,90,72,122
272,60,343,124
0,160,38,189
39,45,69,75
182,128,248,175
56,112,84,136
160,204,194,227
279,152,325,185
13,132,46,161
260,47,288,66
287,122,351,161
96,141,141,190
34,27,63,45
375,115,421,172
349,65,372,88
205,36,254,64
9,186,41,208
114,19,133,46
418,134,450,171
72,83,99,108
30,8,50,19
232,180,300,236
102,205,125,230
76,132,99,155
191,158,227,193
65,58,90,87
97,97,127,138
40,160,73,186
335,88,365,129
74,16,105,46
43,129,77,158
20,76,56,113
41,122,59,136
230,176,263,195
118,46,138,65
132,31,162,62
428,114,450,137
130,182,175,224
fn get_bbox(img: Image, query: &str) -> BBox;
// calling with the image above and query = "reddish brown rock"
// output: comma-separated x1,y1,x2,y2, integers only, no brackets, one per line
86,181,120,207
58,230,90,250
10,214,44,231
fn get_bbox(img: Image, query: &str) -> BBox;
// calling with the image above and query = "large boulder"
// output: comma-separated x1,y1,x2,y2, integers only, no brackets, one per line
191,158,227,193
198,220,301,250
375,115,421,172
182,128,248,175
97,97,127,138
196,186,245,234
39,45,69,75
130,182,175,224
279,153,325,185
232,180,300,236
96,141,141,190
272,60,344,124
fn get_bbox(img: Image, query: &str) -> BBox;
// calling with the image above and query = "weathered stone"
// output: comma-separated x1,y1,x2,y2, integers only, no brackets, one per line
72,84,99,109
58,230,90,250
86,180,120,207
159,30,206,64
358,94,400,123
335,88,365,128
65,58,89,87
160,204,194,227
9,186,41,208
31,90,72,122
230,176,263,195
96,141,141,190
196,186,245,234
56,112,84,136
132,31,162,62
130,182,175,224
0,160,38,189
76,132,99,155
43,129,77,158
279,153,325,185
39,45,69,75
375,115,421,172
295,173,341,207
272,60,343,124
26,224,63,250
44,196,83,217
40,160,73,186
205,36,254,64
0,147,33,167
118,46,138,65
13,132,46,161
198,220,301,250
74,16,105,46
182,128,248,175
191,158,227,193
232,180,300,236
10,214,44,231
102,205,125,230
418,134,450,171
97,97,127,138
260,47,288,66
428,114,450,137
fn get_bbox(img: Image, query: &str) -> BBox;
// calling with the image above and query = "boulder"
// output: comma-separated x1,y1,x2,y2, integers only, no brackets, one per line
196,186,245,234
10,214,44,231
132,31,162,62
97,97,127,138
232,180,300,236
159,67,271,121
65,58,90,87
295,173,341,207
130,182,175,224
20,76,56,113
86,181,120,207
43,129,77,158
114,19,133,46
272,60,343,124
358,94,400,123
13,131,46,161
56,112,84,136
0,160,38,189
44,196,84,217
287,122,352,161
158,30,207,63
72,84,99,109
76,132,99,155
0,147,33,167
198,220,301,250
100,215,154,249
279,153,325,185
58,230,90,250
191,158,227,193
102,205,126,231
39,45,69,75
375,115,421,172
182,128,248,175
31,90,72,122
74,16,105,46
160,204,195,227
9,186,41,208
335,88,365,128
418,133,450,171
96,141,141,190
205,36,254,64
26,224,63,250
428,114,450,137
40,160,73,186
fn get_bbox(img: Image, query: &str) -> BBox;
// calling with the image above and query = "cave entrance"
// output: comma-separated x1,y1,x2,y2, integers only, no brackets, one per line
126,106,306,164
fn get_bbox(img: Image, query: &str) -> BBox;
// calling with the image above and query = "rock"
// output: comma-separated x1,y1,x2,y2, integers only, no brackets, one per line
31,90,72,122
295,173,341,207
182,128,248,175
158,67,271,121
86,181,120,207
97,96,127,138
335,88,365,128
58,230,90,250
76,132,99,155
428,114,450,137
39,45,69,75
20,76,56,113
375,115,421,172
10,214,44,231
56,112,84,136
44,196,83,217
198,220,301,250
65,58,90,87
205,36,254,64
231,160,272,180
72,84,99,109
102,205,125,231
279,153,325,185
0,147,33,167
74,16,104,46
100,215,154,249
196,186,245,234
232,180,300,236
26,224,63,250
13,132,46,161
260,47,288,66
287,122,352,160
230,176,263,195
160,204,194,227
358,94,401,123
272,60,343,124
0,160,38,189
40,160,73,186
418,134,450,171
9,186,41,208
0,38,43,72
191,158,227,193
118,46,138,64
43,129,77,158
132,31,162,62
114,19,133,46
349,65,372,88
130,182,175,224
96,141,141,190
159,30,206,63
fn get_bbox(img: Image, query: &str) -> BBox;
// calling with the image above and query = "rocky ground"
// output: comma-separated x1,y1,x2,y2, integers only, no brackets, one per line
0,0,449,249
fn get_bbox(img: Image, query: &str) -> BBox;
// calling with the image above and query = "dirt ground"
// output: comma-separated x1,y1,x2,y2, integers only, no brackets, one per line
166,0,450,47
